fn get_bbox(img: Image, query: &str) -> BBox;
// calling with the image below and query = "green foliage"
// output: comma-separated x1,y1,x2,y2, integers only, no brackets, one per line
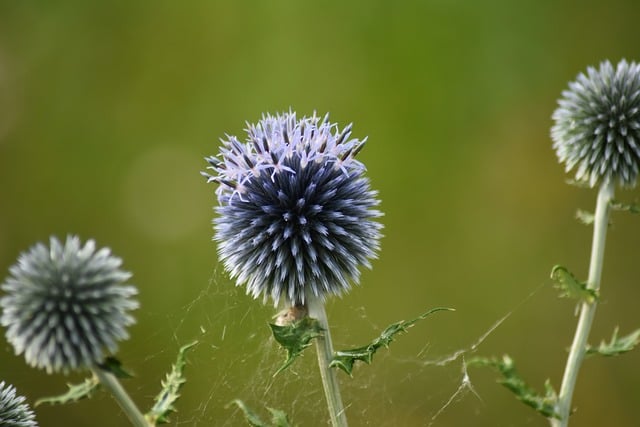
270,317,323,375
330,307,454,376
566,178,591,188
575,209,595,225
575,209,615,226
99,357,134,378
610,199,640,214
145,341,198,425
469,355,560,419
35,377,100,407
586,327,640,357
230,400,292,427
550,265,598,303
269,308,453,376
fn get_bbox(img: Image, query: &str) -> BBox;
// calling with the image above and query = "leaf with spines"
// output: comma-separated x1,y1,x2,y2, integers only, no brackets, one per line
99,357,134,378
610,199,640,214
35,377,100,407
575,209,614,226
469,355,560,419
270,317,323,375
229,400,292,427
550,265,598,303
565,178,592,188
330,307,454,376
575,209,595,225
586,327,640,357
145,341,198,425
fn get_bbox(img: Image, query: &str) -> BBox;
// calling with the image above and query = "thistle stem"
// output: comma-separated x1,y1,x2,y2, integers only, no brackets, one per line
552,180,615,427
307,296,349,427
92,365,150,427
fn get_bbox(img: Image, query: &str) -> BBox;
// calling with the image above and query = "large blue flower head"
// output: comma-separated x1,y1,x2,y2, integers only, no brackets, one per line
203,111,383,305
552,59,640,188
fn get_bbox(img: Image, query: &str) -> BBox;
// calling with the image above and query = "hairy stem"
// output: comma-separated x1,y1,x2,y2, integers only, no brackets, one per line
552,180,615,427
307,296,348,427
92,365,150,427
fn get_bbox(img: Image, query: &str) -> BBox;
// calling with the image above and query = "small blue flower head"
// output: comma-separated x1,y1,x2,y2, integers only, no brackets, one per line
552,59,640,187
0,236,139,374
203,111,383,305
0,381,38,427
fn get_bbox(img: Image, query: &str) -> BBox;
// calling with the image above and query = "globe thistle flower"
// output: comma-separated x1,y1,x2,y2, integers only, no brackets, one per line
203,111,383,305
0,381,38,427
551,59,640,188
1,236,138,374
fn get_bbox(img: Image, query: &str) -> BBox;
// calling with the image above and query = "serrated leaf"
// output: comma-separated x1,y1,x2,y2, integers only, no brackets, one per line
266,407,292,427
330,307,454,376
575,209,595,225
229,400,292,427
35,377,100,407
469,355,560,419
270,317,323,375
99,357,134,379
230,400,267,427
550,265,598,303
610,200,640,214
145,341,198,425
576,209,613,226
586,327,640,357
565,178,591,188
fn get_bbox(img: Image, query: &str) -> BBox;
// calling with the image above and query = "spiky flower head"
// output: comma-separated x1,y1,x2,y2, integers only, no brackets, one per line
0,382,38,427
1,236,138,374
203,111,383,305
551,59,640,187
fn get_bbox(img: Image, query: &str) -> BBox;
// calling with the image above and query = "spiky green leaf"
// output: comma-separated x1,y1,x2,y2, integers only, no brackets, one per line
586,327,640,357
330,307,454,376
566,178,591,188
230,400,292,427
230,400,266,427
550,265,598,303
610,199,640,214
145,341,198,425
469,355,560,419
99,357,134,378
35,377,100,407
575,209,595,225
270,317,323,375
266,407,291,427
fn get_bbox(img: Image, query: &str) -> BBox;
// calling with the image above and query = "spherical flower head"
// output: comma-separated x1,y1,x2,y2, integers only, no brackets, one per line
551,59,640,188
0,382,38,427
203,111,383,305
0,236,139,374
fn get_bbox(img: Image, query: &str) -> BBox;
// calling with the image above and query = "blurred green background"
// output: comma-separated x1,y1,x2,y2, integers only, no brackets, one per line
1,1,639,426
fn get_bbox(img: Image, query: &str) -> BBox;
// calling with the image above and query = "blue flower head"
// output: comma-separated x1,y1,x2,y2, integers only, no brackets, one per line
0,381,38,427
1,236,138,374
552,59,640,188
203,112,383,305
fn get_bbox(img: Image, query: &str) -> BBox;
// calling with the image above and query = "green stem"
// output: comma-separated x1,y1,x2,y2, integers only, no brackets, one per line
307,296,349,427
92,365,150,427
551,180,615,427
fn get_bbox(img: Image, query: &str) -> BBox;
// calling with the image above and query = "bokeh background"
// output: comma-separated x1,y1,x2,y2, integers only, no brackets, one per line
1,1,639,426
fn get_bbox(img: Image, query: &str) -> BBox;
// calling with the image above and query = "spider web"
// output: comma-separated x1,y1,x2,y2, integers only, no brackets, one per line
121,270,546,427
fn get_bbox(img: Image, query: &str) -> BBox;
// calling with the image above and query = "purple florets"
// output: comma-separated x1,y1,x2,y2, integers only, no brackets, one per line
203,112,383,305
